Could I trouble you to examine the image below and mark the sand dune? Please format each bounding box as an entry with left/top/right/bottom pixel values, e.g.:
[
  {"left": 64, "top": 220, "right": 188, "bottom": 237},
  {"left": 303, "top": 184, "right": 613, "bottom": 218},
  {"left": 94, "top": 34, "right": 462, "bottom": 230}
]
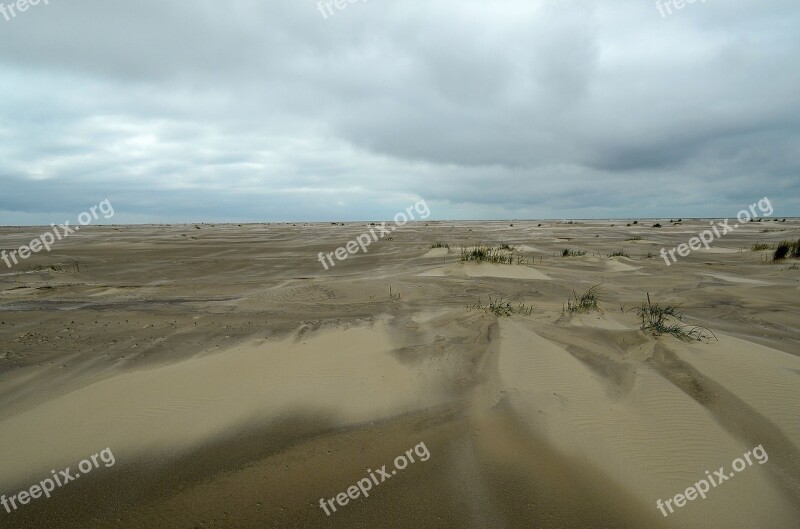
[
  {"left": 0, "top": 321, "right": 445, "bottom": 488},
  {"left": 498, "top": 320, "right": 800, "bottom": 529}
]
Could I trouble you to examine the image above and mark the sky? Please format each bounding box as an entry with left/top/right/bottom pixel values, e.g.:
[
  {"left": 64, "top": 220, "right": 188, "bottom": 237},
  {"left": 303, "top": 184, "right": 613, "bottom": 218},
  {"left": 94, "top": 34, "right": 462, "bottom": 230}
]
[{"left": 0, "top": 0, "right": 798, "bottom": 224}]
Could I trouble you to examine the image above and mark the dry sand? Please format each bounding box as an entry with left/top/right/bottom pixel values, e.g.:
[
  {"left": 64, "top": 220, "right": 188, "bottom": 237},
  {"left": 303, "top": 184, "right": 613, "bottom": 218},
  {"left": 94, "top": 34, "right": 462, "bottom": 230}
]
[{"left": 0, "top": 219, "right": 799, "bottom": 528}]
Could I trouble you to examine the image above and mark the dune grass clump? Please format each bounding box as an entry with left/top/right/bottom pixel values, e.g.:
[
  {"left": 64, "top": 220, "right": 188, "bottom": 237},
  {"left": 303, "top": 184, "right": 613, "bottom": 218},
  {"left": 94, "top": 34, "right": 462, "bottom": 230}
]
[
  {"left": 468, "top": 295, "right": 533, "bottom": 317},
  {"left": 561, "top": 248, "right": 587, "bottom": 257},
  {"left": 626, "top": 236, "right": 642, "bottom": 241},
  {"left": 27, "top": 264, "right": 76, "bottom": 273},
  {"left": 772, "top": 241, "right": 796, "bottom": 261},
  {"left": 563, "top": 285, "right": 601, "bottom": 314},
  {"left": 642, "top": 251, "right": 655, "bottom": 259},
  {"left": 430, "top": 242, "right": 450, "bottom": 249},
  {"left": 460, "top": 244, "right": 517, "bottom": 265},
  {"left": 751, "top": 243, "right": 774, "bottom": 251},
  {"left": 772, "top": 241, "right": 792, "bottom": 261},
  {"left": 637, "top": 293, "right": 715, "bottom": 341},
  {"left": 608, "top": 250, "right": 630, "bottom": 258}
]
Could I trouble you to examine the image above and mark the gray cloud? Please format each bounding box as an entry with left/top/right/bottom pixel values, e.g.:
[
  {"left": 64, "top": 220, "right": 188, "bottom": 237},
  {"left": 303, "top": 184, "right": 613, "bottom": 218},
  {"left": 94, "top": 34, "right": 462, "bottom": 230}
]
[{"left": 0, "top": 0, "right": 798, "bottom": 224}]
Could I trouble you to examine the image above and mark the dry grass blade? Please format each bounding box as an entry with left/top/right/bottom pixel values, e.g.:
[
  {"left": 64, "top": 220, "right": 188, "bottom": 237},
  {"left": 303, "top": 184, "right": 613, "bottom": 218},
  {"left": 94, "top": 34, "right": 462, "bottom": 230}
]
[{"left": 637, "top": 293, "right": 716, "bottom": 341}]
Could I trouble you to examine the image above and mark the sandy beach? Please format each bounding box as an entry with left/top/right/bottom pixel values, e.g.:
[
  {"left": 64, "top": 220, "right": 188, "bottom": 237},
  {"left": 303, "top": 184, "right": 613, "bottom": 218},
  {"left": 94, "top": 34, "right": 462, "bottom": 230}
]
[{"left": 0, "top": 219, "right": 798, "bottom": 528}]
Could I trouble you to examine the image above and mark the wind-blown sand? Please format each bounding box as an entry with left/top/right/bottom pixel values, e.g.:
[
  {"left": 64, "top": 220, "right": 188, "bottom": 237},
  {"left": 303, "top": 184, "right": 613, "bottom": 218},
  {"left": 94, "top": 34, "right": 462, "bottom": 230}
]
[{"left": 0, "top": 219, "right": 798, "bottom": 528}]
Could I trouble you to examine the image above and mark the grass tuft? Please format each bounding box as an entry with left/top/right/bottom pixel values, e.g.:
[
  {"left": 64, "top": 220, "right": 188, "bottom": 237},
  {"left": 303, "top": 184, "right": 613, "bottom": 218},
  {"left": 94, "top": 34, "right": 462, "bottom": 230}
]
[
  {"left": 637, "top": 293, "right": 715, "bottom": 341},
  {"left": 460, "top": 244, "right": 517, "bottom": 265},
  {"left": 467, "top": 295, "right": 533, "bottom": 317},
  {"left": 751, "top": 243, "right": 774, "bottom": 251},
  {"left": 608, "top": 250, "right": 630, "bottom": 258},
  {"left": 773, "top": 241, "right": 791, "bottom": 261},
  {"left": 563, "top": 285, "right": 601, "bottom": 314},
  {"left": 772, "top": 239, "right": 800, "bottom": 261},
  {"left": 562, "top": 248, "right": 587, "bottom": 257}
]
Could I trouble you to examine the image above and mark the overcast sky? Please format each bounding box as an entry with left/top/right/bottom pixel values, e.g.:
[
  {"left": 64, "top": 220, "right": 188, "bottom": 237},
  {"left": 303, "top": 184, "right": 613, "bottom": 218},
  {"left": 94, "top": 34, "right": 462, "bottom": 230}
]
[{"left": 1, "top": 0, "right": 798, "bottom": 224}]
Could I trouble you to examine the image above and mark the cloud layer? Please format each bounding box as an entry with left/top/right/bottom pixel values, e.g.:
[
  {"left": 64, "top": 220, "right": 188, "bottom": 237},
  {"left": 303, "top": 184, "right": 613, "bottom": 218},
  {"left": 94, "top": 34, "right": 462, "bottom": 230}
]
[{"left": 1, "top": 0, "right": 798, "bottom": 223}]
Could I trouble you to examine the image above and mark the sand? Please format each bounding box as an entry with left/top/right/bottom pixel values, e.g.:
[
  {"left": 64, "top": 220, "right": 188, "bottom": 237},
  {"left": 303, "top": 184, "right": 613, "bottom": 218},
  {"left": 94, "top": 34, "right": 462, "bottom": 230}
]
[{"left": 0, "top": 219, "right": 798, "bottom": 528}]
